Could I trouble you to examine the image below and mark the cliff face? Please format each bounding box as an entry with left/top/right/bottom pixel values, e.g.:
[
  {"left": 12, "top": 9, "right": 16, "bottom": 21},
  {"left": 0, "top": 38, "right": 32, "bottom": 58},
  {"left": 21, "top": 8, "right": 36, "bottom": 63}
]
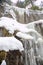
[
  {"left": 14, "top": 8, "right": 43, "bottom": 24},
  {"left": 25, "top": 9, "right": 43, "bottom": 23}
]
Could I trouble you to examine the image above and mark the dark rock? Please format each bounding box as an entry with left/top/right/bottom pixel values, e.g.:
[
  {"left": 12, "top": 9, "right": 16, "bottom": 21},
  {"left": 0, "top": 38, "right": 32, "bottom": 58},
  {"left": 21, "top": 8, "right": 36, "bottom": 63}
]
[{"left": 5, "top": 50, "right": 23, "bottom": 65}]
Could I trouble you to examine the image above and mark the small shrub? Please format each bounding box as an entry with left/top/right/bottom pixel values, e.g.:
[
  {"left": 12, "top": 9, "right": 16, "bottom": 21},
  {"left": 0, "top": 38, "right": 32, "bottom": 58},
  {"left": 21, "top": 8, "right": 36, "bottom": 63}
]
[{"left": 31, "top": 6, "right": 42, "bottom": 10}]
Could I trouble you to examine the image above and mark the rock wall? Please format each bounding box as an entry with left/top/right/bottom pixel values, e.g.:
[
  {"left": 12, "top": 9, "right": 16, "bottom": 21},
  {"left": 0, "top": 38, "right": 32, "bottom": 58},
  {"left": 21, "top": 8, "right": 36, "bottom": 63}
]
[{"left": 5, "top": 50, "right": 23, "bottom": 65}]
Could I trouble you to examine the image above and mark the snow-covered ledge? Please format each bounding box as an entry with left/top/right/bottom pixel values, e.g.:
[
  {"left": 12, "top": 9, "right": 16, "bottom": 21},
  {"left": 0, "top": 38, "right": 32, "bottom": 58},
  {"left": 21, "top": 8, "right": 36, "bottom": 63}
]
[
  {"left": 0, "top": 37, "right": 24, "bottom": 52},
  {"left": 0, "top": 17, "right": 31, "bottom": 34},
  {"left": 16, "top": 32, "right": 33, "bottom": 40}
]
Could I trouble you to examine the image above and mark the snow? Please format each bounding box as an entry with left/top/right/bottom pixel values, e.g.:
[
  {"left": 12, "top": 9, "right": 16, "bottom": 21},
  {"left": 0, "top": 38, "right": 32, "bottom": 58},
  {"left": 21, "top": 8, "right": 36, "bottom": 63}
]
[
  {"left": 24, "top": 28, "right": 41, "bottom": 37},
  {"left": 0, "top": 17, "right": 30, "bottom": 34},
  {"left": 1, "top": 60, "right": 6, "bottom": 65},
  {"left": 0, "top": 17, "right": 42, "bottom": 37},
  {"left": 25, "top": 19, "right": 43, "bottom": 29},
  {"left": 9, "top": 9, "right": 16, "bottom": 19},
  {"left": 0, "top": 37, "right": 24, "bottom": 52},
  {"left": 24, "top": 20, "right": 43, "bottom": 38},
  {"left": 16, "top": 32, "right": 33, "bottom": 40},
  {"left": 34, "top": 0, "right": 43, "bottom": 8}
]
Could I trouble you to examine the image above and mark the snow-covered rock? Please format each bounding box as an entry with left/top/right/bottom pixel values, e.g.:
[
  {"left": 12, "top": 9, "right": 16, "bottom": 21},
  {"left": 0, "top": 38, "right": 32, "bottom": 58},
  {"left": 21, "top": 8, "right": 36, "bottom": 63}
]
[
  {"left": 0, "top": 17, "right": 42, "bottom": 39},
  {"left": 24, "top": 19, "right": 43, "bottom": 30},
  {"left": 0, "top": 17, "right": 30, "bottom": 34},
  {"left": 0, "top": 37, "right": 24, "bottom": 52},
  {"left": 0, "top": 17, "right": 42, "bottom": 37},
  {"left": 16, "top": 32, "right": 33, "bottom": 40}
]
